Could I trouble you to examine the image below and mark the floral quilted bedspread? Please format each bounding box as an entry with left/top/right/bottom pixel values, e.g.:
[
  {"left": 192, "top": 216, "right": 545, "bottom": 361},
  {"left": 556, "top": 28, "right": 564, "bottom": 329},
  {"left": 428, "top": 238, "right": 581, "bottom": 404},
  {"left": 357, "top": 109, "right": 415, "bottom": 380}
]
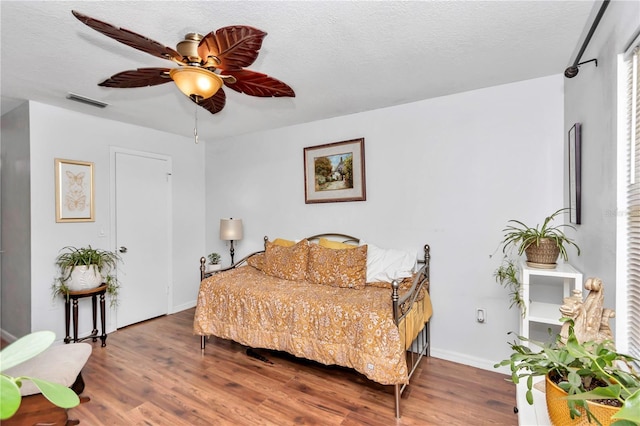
[{"left": 193, "top": 265, "right": 427, "bottom": 385}]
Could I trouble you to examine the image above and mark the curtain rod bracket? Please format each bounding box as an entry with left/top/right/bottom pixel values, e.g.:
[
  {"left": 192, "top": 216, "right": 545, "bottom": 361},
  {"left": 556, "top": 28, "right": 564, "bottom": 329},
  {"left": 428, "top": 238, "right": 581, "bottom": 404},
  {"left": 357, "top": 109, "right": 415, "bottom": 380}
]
[{"left": 564, "top": 58, "right": 598, "bottom": 78}]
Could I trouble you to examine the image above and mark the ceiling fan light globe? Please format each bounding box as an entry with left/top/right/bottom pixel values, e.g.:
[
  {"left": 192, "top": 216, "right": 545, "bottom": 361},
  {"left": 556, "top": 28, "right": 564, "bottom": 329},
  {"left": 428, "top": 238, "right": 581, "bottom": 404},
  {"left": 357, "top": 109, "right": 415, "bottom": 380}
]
[{"left": 169, "top": 67, "right": 223, "bottom": 100}]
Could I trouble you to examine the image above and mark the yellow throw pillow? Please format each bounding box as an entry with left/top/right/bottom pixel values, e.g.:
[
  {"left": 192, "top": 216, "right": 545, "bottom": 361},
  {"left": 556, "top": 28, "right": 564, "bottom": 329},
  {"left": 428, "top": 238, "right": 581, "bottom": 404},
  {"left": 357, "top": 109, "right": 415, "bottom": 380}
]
[
  {"left": 262, "top": 239, "right": 309, "bottom": 281},
  {"left": 319, "top": 237, "right": 356, "bottom": 250},
  {"left": 272, "top": 238, "right": 296, "bottom": 247},
  {"left": 307, "top": 243, "right": 367, "bottom": 289}
]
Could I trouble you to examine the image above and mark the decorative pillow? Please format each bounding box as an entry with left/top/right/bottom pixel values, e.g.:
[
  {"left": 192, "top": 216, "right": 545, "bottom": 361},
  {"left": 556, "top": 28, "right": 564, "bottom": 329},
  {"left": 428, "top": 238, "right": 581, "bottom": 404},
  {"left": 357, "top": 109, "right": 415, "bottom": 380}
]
[
  {"left": 272, "top": 238, "right": 296, "bottom": 247},
  {"left": 262, "top": 239, "right": 309, "bottom": 281},
  {"left": 307, "top": 243, "right": 367, "bottom": 289},
  {"left": 319, "top": 237, "right": 356, "bottom": 250},
  {"left": 362, "top": 242, "right": 417, "bottom": 283},
  {"left": 247, "top": 252, "right": 265, "bottom": 270}
]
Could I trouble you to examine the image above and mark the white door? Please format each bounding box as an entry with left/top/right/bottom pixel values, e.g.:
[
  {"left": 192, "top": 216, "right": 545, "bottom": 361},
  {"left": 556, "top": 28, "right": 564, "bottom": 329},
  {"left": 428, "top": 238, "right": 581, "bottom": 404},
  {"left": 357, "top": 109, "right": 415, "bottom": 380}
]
[{"left": 114, "top": 150, "right": 171, "bottom": 328}]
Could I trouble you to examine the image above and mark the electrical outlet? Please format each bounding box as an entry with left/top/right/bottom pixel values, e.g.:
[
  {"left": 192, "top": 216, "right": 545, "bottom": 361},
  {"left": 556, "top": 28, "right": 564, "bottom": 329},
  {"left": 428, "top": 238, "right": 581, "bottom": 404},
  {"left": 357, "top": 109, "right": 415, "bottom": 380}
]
[{"left": 476, "top": 308, "right": 487, "bottom": 323}]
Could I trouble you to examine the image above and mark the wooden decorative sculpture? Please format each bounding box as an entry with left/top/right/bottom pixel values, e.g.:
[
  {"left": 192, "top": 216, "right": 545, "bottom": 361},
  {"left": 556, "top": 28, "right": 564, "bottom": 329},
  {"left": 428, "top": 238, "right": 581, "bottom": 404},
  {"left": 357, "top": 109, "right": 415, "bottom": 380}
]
[{"left": 559, "top": 277, "right": 615, "bottom": 346}]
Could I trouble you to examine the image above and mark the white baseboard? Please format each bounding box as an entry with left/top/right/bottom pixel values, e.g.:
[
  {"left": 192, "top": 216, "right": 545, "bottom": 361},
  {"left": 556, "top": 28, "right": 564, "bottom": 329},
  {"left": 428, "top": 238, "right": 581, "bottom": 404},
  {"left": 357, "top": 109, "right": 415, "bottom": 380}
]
[
  {"left": 430, "top": 347, "right": 511, "bottom": 375},
  {"left": 171, "top": 300, "right": 196, "bottom": 314}
]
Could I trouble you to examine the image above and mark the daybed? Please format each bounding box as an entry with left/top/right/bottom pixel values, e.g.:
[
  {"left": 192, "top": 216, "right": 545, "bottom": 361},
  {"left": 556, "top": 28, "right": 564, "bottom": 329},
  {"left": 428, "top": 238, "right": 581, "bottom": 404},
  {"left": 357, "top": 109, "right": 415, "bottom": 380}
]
[{"left": 193, "top": 234, "right": 432, "bottom": 418}]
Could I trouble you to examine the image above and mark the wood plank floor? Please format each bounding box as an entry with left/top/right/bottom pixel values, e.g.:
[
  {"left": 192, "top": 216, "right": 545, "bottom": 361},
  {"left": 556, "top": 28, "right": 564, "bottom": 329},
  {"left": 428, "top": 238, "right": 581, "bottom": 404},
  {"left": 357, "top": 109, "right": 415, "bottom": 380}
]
[{"left": 15, "top": 309, "right": 518, "bottom": 425}]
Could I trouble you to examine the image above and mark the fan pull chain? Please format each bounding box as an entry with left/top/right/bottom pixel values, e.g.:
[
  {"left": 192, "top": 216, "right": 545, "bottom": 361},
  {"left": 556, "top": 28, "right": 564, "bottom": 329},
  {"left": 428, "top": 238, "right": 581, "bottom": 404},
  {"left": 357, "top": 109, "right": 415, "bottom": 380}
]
[{"left": 194, "top": 104, "right": 199, "bottom": 144}]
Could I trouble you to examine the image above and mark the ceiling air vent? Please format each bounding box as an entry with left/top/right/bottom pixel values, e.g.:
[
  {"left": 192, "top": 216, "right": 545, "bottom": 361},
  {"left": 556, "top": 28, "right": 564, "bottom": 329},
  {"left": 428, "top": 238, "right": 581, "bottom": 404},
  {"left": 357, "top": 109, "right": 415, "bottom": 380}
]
[{"left": 66, "top": 92, "right": 108, "bottom": 108}]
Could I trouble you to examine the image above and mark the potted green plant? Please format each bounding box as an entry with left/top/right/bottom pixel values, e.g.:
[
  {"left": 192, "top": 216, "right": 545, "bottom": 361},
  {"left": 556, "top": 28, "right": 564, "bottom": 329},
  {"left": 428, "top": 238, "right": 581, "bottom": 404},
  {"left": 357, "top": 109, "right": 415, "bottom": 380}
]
[
  {"left": 206, "top": 252, "right": 222, "bottom": 272},
  {"left": 52, "top": 245, "right": 121, "bottom": 306},
  {"left": 495, "top": 323, "right": 640, "bottom": 425},
  {"left": 501, "top": 208, "right": 581, "bottom": 268}
]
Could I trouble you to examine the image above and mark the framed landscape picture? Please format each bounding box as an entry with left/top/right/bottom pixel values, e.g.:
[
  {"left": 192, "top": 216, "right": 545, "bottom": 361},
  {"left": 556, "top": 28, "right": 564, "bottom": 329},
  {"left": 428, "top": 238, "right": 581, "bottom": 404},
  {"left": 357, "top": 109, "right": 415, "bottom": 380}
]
[
  {"left": 55, "top": 158, "right": 95, "bottom": 222},
  {"left": 304, "top": 138, "right": 366, "bottom": 204}
]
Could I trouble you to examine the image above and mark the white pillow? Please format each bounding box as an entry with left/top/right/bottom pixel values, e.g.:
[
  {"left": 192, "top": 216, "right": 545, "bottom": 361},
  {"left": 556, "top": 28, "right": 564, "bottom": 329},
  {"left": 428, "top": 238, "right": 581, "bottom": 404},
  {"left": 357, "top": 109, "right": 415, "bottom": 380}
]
[{"left": 361, "top": 242, "right": 417, "bottom": 283}]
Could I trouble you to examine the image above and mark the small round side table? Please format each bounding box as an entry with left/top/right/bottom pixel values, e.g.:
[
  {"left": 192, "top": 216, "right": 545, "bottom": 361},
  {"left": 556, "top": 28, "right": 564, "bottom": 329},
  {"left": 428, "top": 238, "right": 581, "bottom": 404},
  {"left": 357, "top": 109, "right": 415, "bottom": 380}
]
[{"left": 63, "top": 284, "right": 107, "bottom": 347}]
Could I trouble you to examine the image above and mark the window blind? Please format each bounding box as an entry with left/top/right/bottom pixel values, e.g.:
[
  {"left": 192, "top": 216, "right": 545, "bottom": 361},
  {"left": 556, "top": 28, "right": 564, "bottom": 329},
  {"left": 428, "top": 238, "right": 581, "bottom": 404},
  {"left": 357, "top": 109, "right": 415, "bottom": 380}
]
[{"left": 626, "top": 44, "right": 640, "bottom": 361}]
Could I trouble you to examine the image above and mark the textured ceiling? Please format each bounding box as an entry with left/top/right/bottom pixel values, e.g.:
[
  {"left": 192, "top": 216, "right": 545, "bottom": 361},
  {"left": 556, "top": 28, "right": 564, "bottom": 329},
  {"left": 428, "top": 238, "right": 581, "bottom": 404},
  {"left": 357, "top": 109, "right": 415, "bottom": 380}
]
[{"left": 1, "top": 1, "right": 595, "bottom": 143}]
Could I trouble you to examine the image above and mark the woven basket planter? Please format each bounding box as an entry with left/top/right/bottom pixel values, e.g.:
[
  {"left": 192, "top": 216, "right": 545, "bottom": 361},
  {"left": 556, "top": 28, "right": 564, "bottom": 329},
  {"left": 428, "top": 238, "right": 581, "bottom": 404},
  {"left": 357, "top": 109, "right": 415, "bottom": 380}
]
[
  {"left": 545, "top": 374, "right": 620, "bottom": 426},
  {"left": 524, "top": 238, "right": 560, "bottom": 268}
]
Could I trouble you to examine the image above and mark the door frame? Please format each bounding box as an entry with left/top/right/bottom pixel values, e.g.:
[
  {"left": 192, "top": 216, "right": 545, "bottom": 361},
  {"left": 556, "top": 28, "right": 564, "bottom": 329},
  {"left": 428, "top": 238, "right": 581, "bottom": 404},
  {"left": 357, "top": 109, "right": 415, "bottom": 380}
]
[{"left": 109, "top": 147, "right": 173, "bottom": 330}]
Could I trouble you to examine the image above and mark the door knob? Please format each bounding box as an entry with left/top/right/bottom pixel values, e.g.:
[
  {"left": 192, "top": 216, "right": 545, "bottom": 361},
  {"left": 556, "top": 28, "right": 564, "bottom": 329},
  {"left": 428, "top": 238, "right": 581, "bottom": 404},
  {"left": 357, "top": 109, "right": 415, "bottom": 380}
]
[{"left": 119, "top": 246, "right": 128, "bottom": 253}]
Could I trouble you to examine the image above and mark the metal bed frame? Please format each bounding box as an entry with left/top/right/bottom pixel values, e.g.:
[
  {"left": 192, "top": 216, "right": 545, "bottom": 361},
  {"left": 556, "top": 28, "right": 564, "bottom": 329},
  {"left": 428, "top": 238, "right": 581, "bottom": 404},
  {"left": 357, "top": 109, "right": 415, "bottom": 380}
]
[{"left": 197, "top": 233, "right": 431, "bottom": 418}]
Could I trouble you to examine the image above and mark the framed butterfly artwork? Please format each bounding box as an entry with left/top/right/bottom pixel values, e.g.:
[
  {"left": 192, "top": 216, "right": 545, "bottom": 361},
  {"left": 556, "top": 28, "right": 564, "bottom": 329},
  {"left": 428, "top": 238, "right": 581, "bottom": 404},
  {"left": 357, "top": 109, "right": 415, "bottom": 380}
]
[{"left": 55, "top": 158, "right": 95, "bottom": 223}]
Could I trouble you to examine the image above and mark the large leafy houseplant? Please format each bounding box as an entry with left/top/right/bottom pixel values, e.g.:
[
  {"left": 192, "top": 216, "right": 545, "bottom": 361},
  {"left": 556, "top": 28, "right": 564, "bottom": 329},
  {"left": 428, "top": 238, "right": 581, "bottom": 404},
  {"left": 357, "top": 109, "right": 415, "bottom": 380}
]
[
  {"left": 0, "top": 331, "right": 80, "bottom": 420},
  {"left": 495, "top": 323, "right": 640, "bottom": 425},
  {"left": 501, "top": 208, "right": 581, "bottom": 262},
  {"left": 52, "top": 245, "right": 121, "bottom": 306}
]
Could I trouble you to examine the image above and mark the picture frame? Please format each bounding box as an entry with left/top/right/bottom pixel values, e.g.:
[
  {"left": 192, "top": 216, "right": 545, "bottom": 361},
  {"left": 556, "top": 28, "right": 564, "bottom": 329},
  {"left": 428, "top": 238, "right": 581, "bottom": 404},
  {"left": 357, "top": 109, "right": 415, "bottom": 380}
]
[
  {"left": 304, "top": 138, "right": 366, "bottom": 204},
  {"left": 568, "top": 123, "right": 581, "bottom": 224},
  {"left": 55, "top": 158, "right": 95, "bottom": 222}
]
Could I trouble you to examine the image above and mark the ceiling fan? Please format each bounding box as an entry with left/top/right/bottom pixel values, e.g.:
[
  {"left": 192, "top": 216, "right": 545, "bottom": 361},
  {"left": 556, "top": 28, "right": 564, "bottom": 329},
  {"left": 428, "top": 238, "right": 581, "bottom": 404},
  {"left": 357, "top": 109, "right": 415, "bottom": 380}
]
[{"left": 71, "top": 10, "right": 295, "bottom": 115}]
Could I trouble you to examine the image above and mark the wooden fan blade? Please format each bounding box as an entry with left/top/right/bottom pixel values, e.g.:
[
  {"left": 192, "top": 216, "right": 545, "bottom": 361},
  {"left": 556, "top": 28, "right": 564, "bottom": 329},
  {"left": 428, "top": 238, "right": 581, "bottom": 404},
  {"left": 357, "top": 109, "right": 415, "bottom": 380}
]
[
  {"left": 222, "top": 70, "right": 295, "bottom": 97},
  {"left": 72, "top": 10, "right": 182, "bottom": 63},
  {"left": 191, "top": 89, "right": 227, "bottom": 114},
  {"left": 198, "top": 26, "right": 267, "bottom": 70},
  {"left": 99, "top": 68, "right": 172, "bottom": 88}
]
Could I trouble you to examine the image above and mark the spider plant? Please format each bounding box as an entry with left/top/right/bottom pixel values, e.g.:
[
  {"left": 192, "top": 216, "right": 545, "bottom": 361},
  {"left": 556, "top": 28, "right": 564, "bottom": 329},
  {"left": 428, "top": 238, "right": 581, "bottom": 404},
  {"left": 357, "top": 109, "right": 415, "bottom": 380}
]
[
  {"left": 494, "top": 257, "right": 525, "bottom": 316},
  {"left": 501, "top": 208, "right": 581, "bottom": 261},
  {"left": 52, "top": 245, "right": 121, "bottom": 306}
]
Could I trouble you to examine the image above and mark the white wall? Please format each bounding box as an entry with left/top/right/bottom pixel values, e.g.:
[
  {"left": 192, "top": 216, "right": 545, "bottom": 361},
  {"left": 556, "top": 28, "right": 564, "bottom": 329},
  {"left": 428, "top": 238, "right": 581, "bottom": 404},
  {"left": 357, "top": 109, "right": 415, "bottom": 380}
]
[
  {"left": 205, "top": 75, "right": 565, "bottom": 370},
  {"left": 563, "top": 0, "right": 640, "bottom": 351},
  {"left": 1, "top": 101, "right": 206, "bottom": 342}
]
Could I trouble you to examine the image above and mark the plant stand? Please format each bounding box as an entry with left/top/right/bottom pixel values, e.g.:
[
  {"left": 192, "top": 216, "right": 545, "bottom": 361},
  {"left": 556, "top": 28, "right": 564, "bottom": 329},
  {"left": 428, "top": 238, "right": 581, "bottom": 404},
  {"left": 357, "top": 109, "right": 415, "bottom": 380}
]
[
  {"left": 516, "top": 262, "right": 582, "bottom": 424},
  {"left": 63, "top": 284, "right": 107, "bottom": 347},
  {"left": 519, "top": 262, "right": 583, "bottom": 345}
]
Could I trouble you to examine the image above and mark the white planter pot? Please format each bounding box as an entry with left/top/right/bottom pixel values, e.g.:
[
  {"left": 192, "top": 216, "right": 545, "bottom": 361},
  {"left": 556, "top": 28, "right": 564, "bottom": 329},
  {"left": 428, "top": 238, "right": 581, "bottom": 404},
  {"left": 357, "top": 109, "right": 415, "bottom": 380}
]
[
  {"left": 206, "top": 264, "right": 221, "bottom": 273},
  {"left": 65, "top": 265, "right": 103, "bottom": 291}
]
